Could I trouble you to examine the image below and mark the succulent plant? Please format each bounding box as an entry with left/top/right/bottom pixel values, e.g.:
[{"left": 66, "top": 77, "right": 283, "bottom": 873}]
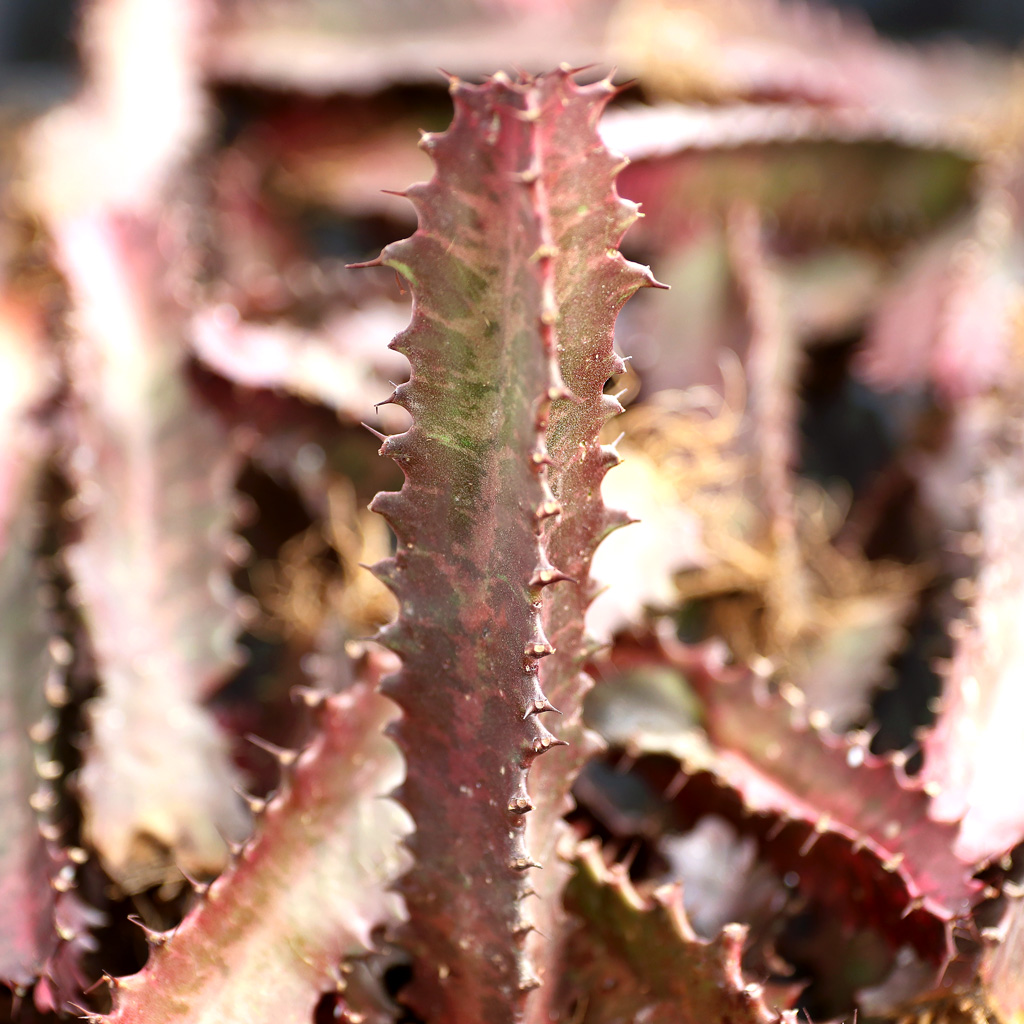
[{"left": 3, "top": 2, "right": 1024, "bottom": 1023}]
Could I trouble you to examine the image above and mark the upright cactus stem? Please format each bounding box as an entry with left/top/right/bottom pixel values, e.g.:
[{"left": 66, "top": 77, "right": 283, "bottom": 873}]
[{"left": 360, "top": 68, "right": 662, "bottom": 1023}]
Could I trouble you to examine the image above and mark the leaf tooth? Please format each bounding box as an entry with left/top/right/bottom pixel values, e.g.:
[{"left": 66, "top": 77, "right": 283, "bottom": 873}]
[
  {"left": 126, "top": 914, "right": 170, "bottom": 946},
  {"left": 50, "top": 863, "right": 76, "bottom": 893},
  {"left": 245, "top": 733, "right": 299, "bottom": 768},
  {"left": 534, "top": 500, "right": 562, "bottom": 522},
  {"left": 508, "top": 788, "right": 535, "bottom": 816},
  {"left": 38, "top": 819, "right": 62, "bottom": 843},
  {"left": 526, "top": 722, "right": 569, "bottom": 758},
  {"left": 29, "top": 784, "right": 58, "bottom": 814},
  {"left": 513, "top": 919, "right": 538, "bottom": 941},
  {"left": 28, "top": 712, "right": 58, "bottom": 745},
  {"left": 377, "top": 672, "right": 405, "bottom": 704},
  {"left": 510, "top": 855, "right": 542, "bottom": 872},
  {"left": 35, "top": 755, "right": 63, "bottom": 781},
  {"left": 523, "top": 620, "right": 554, "bottom": 663},
  {"left": 529, "top": 554, "right": 574, "bottom": 589},
  {"left": 374, "top": 621, "right": 414, "bottom": 657},
  {"left": 44, "top": 673, "right": 69, "bottom": 708},
  {"left": 368, "top": 489, "right": 411, "bottom": 537},
  {"left": 292, "top": 685, "right": 328, "bottom": 709},
  {"left": 385, "top": 780, "right": 408, "bottom": 809},
  {"left": 417, "top": 130, "right": 440, "bottom": 152},
  {"left": 178, "top": 864, "right": 210, "bottom": 897},
  {"left": 600, "top": 392, "right": 625, "bottom": 420},
  {"left": 375, "top": 381, "right": 411, "bottom": 412},
  {"left": 364, "top": 556, "right": 400, "bottom": 595},
  {"left": 598, "top": 440, "right": 624, "bottom": 472},
  {"left": 528, "top": 446, "right": 553, "bottom": 472},
  {"left": 523, "top": 696, "right": 561, "bottom": 719},
  {"left": 596, "top": 507, "right": 637, "bottom": 543},
  {"left": 234, "top": 787, "right": 267, "bottom": 815},
  {"left": 517, "top": 968, "right": 542, "bottom": 992}
]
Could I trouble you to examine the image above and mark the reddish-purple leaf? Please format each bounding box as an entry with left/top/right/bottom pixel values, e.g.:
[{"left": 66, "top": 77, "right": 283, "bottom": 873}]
[
  {"left": 101, "top": 683, "right": 408, "bottom": 1024},
  {"left": 920, "top": 431, "right": 1024, "bottom": 865},
  {"left": 365, "top": 70, "right": 659, "bottom": 1022},
  {"left": 54, "top": 214, "right": 250, "bottom": 891},
  {"left": 605, "top": 639, "right": 981, "bottom": 925},
  {"left": 556, "top": 840, "right": 797, "bottom": 1024},
  {"left": 0, "top": 299, "right": 98, "bottom": 1009}
]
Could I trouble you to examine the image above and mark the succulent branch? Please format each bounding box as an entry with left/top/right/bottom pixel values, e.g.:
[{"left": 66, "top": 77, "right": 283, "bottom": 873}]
[
  {"left": 54, "top": 214, "right": 250, "bottom": 892},
  {"left": 557, "top": 841, "right": 796, "bottom": 1024},
  {"left": 99, "top": 682, "right": 409, "bottom": 1024},
  {"left": 362, "top": 69, "right": 659, "bottom": 1021},
  {"left": 0, "top": 310, "right": 98, "bottom": 1010},
  {"left": 5, "top": 2, "right": 1024, "bottom": 1021}
]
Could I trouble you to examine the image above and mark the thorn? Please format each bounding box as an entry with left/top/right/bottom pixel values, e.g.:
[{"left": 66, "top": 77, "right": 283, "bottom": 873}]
[
  {"left": 362, "top": 422, "right": 389, "bottom": 443},
  {"left": 178, "top": 865, "right": 210, "bottom": 896},
  {"left": 511, "top": 166, "right": 540, "bottom": 185},
  {"left": 380, "top": 188, "right": 409, "bottom": 198},
  {"left": 38, "top": 821, "right": 62, "bottom": 843},
  {"left": 524, "top": 697, "right": 561, "bottom": 718},
  {"left": 534, "top": 499, "right": 562, "bottom": 521},
  {"left": 531, "top": 734, "right": 569, "bottom": 754},
  {"left": 44, "top": 675, "right": 69, "bottom": 708},
  {"left": 558, "top": 61, "right": 598, "bottom": 77},
  {"left": 29, "top": 786, "right": 57, "bottom": 813},
  {"left": 510, "top": 856, "right": 542, "bottom": 871},
  {"left": 900, "top": 896, "right": 924, "bottom": 919},
  {"left": 508, "top": 795, "right": 534, "bottom": 814},
  {"left": 235, "top": 787, "right": 267, "bottom": 814},
  {"left": 28, "top": 715, "right": 57, "bottom": 744},
  {"left": 530, "top": 244, "right": 559, "bottom": 262},
  {"left": 245, "top": 733, "right": 299, "bottom": 767},
  {"left": 346, "top": 256, "right": 384, "bottom": 270},
  {"left": 51, "top": 864, "right": 75, "bottom": 893},
  {"left": 374, "top": 386, "right": 403, "bottom": 411},
  {"left": 524, "top": 642, "right": 555, "bottom": 660},
  {"left": 881, "top": 852, "right": 906, "bottom": 872},
  {"left": 292, "top": 685, "right": 327, "bottom": 708},
  {"left": 84, "top": 974, "right": 113, "bottom": 996},
  {"left": 66, "top": 1003, "right": 102, "bottom": 1023},
  {"left": 126, "top": 915, "right": 168, "bottom": 946},
  {"left": 529, "top": 566, "right": 575, "bottom": 588}
]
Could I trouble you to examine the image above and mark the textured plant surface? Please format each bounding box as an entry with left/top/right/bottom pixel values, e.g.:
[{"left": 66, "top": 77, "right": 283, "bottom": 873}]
[
  {"left": 354, "top": 69, "right": 659, "bottom": 1023},
  {"left": 3, "top": 1, "right": 1024, "bottom": 1024}
]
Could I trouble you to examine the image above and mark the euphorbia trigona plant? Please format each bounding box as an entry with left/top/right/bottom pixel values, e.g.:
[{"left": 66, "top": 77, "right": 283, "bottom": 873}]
[
  {"left": 355, "top": 68, "right": 664, "bottom": 1021},
  {"left": 6, "top": 3, "right": 1024, "bottom": 1016},
  {"left": 86, "top": 67, "right": 803, "bottom": 1024}
]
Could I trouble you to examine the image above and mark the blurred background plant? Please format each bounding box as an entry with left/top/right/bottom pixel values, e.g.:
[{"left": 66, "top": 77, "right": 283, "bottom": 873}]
[{"left": 2, "top": 1, "right": 1024, "bottom": 1023}]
